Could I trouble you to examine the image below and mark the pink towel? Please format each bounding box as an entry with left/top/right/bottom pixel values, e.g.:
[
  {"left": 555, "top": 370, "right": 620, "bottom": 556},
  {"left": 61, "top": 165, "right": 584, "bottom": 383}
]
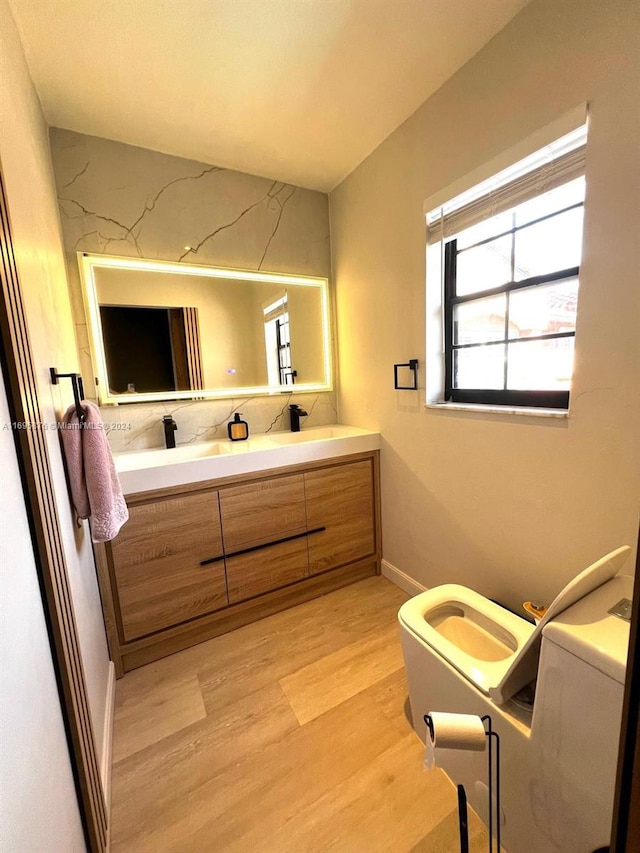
[{"left": 60, "top": 400, "right": 129, "bottom": 543}]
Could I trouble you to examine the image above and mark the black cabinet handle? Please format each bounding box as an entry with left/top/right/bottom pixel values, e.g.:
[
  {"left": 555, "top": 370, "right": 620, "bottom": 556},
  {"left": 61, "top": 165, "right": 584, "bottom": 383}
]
[
  {"left": 200, "top": 554, "right": 225, "bottom": 566},
  {"left": 200, "top": 526, "right": 326, "bottom": 566}
]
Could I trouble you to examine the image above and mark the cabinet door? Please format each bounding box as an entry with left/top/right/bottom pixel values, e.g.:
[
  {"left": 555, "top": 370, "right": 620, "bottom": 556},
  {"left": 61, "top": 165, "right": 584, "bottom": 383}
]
[
  {"left": 219, "top": 473, "right": 309, "bottom": 600},
  {"left": 110, "top": 491, "right": 227, "bottom": 641},
  {"left": 305, "top": 459, "right": 376, "bottom": 575},
  {"left": 219, "top": 473, "right": 307, "bottom": 551},
  {"left": 226, "top": 538, "right": 309, "bottom": 604}
]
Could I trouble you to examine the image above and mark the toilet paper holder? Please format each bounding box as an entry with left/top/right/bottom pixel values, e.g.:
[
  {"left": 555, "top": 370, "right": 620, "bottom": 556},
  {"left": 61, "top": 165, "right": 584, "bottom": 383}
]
[{"left": 424, "top": 713, "right": 501, "bottom": 853}]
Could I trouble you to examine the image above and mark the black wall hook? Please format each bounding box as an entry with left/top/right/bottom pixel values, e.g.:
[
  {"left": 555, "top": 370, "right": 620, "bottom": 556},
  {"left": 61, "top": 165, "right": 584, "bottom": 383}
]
[{"left": 50, "top": 368, "right": 85, "bottom": 423}]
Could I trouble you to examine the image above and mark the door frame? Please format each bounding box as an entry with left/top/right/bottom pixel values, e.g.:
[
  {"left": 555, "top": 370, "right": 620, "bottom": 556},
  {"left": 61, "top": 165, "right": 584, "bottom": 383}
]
[
  {"left": 0, "top": 166, "right": 107, "bottom": 852},
  {"left": 610, "top": 529, "right": 640, "bottom": 851}
]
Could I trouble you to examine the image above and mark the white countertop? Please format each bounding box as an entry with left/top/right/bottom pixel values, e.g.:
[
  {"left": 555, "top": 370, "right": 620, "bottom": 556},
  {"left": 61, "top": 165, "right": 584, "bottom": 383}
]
[{"left": 114, "top": 424, "right": 380, "bottom": 494}]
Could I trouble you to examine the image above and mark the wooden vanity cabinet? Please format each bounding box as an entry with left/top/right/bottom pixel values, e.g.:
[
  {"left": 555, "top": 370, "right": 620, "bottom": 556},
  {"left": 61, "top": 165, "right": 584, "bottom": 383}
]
[{"left": 96, "top": 451, "right": 381, "bottom": 675}]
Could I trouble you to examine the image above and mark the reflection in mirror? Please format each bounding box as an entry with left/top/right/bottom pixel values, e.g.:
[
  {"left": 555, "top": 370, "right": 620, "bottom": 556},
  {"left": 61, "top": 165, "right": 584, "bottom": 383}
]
[
  {"left": 100, "top": 304, "right": 205, "bottom": 393},
  {"left": 79, "top": 254, "right": 332, "bottom": 404}
]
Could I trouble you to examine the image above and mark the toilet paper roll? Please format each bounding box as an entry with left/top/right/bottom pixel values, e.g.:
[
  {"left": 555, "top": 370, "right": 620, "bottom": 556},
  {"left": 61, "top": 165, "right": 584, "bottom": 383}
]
[{"left": 423, "top": 711, "right": 486, "bottom": 770}]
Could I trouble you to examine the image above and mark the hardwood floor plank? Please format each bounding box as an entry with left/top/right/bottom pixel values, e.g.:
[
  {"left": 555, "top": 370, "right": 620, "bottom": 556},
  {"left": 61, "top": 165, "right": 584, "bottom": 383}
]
[
  {"left": 197, "top": 576, "right": 408, "bottom": 713},
  {"left": 113, "top": 670, "right": 207, "bottom": 763},
  {"left": 109, "top": 577, "right": 483, "bottom": 853},
  {"left": 112, "top": 683, "right": 404, "bottom": 853},
  {"left": 110, "top": 681, "right": 300, "bottom": 850},
  {"left": 279, "top": 624, "right": 405, "bottom": 725},
  {"left": 365, "top": 666, "right": 416, "bottom": 738},
  {"left": 230, "top": 739, "right": 455, "bottom": 853},
  {"left": 159, "top": 689, "right": 405, "bottom": 853}
]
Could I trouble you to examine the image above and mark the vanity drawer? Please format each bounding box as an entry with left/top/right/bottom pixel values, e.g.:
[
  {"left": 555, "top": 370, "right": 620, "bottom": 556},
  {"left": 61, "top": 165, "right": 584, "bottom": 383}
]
[
  {"left": 226, "top": 537, "right": 310, "bottom": 604},
  {"left": 219, "top": 473, "right": 307, "bottom": 551},
  {"left": 110, "top": 491, "right": 227, "bottom": 641}
]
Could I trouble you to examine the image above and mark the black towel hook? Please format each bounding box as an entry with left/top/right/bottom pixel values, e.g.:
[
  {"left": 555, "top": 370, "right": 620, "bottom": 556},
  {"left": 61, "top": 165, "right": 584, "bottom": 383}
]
[{"left": 50, "top": 367, "right": 86, "bottom": 424}]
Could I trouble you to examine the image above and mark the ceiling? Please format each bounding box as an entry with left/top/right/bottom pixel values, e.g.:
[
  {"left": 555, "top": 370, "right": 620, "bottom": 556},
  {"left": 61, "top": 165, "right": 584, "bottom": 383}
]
[{"left": 9, "top": 0, "right": 532, "bottom": 192}]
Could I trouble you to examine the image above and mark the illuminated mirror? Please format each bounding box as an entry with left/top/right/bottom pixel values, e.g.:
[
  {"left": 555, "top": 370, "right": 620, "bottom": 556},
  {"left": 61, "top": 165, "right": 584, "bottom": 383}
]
[{"left": 79, "top": 253, "right": 332, "bottom": 404}]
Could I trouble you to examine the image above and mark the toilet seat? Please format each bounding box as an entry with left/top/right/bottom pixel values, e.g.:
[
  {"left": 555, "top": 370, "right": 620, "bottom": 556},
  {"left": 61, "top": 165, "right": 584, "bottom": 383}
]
[
  {"left": 398, "top": 545, "right": 631, "bottom": 704},
  {"left": 399, "top": 584, "right": 535, "bottom": 697}
]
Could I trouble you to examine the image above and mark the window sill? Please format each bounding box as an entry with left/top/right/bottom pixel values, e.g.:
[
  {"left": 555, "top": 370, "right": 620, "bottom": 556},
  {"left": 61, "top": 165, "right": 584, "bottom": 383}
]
[{"left": 426, "top": 401, "right": 569, "bottom": 418}]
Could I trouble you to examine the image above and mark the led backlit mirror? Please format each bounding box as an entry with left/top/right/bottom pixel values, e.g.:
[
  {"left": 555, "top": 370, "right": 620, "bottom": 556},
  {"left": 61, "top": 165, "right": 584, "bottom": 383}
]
[{"left": 79, "top": 253, "right": 332, "bottom": 404}]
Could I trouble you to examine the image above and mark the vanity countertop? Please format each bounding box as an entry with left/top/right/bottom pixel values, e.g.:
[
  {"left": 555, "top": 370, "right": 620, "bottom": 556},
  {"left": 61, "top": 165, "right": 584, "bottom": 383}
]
[{"left": 114, "top": 424, "right": 380, "bottom": 494}]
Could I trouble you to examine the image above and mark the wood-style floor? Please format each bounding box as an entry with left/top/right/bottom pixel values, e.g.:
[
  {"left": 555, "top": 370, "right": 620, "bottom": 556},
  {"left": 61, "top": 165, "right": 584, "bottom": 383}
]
[{"left": 110, "top": 576, "right": 490, "bottom": 852}]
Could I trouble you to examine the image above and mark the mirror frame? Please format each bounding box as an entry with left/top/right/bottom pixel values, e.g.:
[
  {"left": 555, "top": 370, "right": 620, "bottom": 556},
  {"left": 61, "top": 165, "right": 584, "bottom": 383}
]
[{"left": 79, "top": 253, "right": 333, "bottom": 405}]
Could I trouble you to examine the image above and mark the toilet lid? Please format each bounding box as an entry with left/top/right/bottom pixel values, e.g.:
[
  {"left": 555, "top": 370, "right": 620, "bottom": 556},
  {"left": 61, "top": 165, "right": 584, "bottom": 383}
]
[{"left": 490, "top": 545, "right": 631, "bottom": 704}]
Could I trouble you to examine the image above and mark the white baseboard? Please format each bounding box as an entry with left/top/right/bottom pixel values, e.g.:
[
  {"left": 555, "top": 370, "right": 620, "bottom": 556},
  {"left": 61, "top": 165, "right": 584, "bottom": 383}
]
[
  {"left": 100, "top": 661, "right": 116, "bottom": 817},
  {"left": 381, "top": 559, "right": 427, "bottom": 597}
]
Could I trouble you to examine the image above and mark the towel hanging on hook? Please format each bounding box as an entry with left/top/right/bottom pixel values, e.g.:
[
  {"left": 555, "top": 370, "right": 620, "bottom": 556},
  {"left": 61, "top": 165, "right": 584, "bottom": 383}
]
[{"left": 59, "top": 398, "right": 129, "bottom": 542}]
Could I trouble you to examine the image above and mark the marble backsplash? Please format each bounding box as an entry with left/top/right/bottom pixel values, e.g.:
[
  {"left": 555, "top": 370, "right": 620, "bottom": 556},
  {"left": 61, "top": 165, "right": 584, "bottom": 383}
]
[
  {"left": 101, "top": 392, "right": 338, "bottom": 453},
  {"left": 48, "top": 128, "right": 336, "bottom": 452}
]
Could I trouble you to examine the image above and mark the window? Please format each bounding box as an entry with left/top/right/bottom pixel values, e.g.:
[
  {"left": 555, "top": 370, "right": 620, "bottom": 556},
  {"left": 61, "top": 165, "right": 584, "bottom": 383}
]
[
  {"left": 275, "top": 312, "right": 296, "bottom": 385},
  {"left": 427, "top": 125, "right": 587, "bottom": 410},
  {"left": 264, "top": 293, "right": 296, "bottom": 386}
]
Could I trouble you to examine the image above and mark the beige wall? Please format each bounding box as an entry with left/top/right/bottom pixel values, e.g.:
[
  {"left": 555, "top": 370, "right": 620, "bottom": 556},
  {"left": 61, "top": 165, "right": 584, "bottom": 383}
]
[
  {"left": 330, "top": 0, "right": 640, "bottom": 609},
  {"left": 288, "top": 286, "right": 326, "bottom": 385},
  {"left": 0, "top": 1, "right": 111, "bottom": 843}
]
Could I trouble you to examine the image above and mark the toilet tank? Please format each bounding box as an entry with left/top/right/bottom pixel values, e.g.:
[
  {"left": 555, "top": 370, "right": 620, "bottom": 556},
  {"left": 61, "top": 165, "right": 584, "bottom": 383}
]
[{"left": 530, "top": 574, "right": 632, "bottom": 853}]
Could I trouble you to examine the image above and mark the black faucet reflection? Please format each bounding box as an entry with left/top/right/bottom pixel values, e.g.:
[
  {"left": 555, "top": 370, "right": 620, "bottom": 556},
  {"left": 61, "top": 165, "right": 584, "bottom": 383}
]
[
  {"left": 289, "top": 404, "right": 308, "bottom": 433},
  {"left": 162, "top": 415, "right": 178, "bottom": 449}
]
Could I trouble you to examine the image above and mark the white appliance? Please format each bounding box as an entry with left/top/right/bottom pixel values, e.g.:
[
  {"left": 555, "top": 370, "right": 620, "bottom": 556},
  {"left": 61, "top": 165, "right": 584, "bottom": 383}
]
[{"left": 398, "top": 547, "right": 632, "bottom": 853}]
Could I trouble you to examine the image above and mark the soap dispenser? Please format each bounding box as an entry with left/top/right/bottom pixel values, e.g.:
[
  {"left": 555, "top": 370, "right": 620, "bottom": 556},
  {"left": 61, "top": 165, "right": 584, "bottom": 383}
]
[{"left": 227, "top": 412, "right": 249, "bottom": 441}]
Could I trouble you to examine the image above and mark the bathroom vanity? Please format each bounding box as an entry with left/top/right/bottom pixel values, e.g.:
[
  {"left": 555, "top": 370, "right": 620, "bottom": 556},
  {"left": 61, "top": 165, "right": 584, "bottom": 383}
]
[{"left": 95, "top": 427, "right": 381, "bottom": 675}]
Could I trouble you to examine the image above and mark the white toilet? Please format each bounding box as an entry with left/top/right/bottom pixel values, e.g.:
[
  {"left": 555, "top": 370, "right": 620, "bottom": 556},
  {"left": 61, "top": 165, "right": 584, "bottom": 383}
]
[{"left": 398, "top": 546, "right": 632, "bottom": 853}]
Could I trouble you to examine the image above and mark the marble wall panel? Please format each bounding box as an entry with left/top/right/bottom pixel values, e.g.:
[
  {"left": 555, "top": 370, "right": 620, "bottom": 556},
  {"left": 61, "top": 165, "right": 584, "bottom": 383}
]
[
  {"left": 49, "top": 128, "right": 335, "bottom": 450},
  {"left": 100, "top": 392, "right": 338, "bottom": 454}
]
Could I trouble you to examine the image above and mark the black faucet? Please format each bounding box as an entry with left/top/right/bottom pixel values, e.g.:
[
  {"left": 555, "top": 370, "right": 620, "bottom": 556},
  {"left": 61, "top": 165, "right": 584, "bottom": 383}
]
[
  {"left": 162, "top": 415, "right": 178, "bottom": 449},
  {"left": 289, "top": 404, "right": 308, "bottom": 432}
]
